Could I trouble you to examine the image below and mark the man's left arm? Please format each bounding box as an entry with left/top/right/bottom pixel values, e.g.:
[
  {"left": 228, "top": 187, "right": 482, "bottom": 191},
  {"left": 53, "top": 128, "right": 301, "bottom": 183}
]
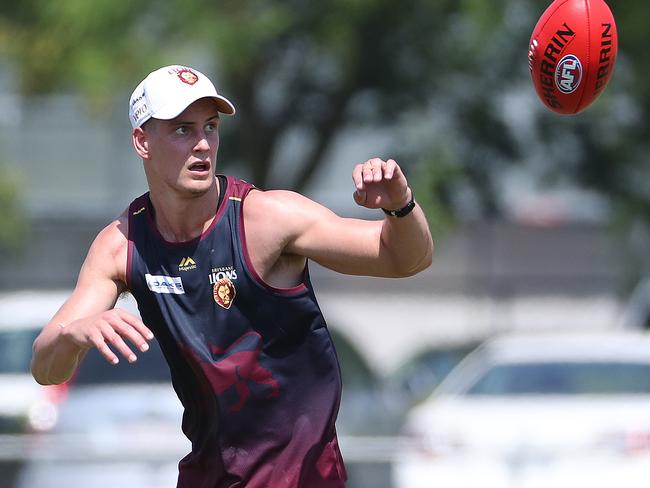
[
  {"left": 372, "top": 186, "right": 433, "bottom": 276},
  {"left": 351, "top": 157, "right": 433, "bottom": 276},
  {"left": 279, "top": 158, "right": 433, "bottom": 278}
]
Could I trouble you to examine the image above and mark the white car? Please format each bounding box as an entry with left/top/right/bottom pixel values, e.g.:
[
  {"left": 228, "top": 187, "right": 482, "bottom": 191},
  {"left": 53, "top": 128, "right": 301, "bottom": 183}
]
[
  {"left": 6, "top": 292, "right": 187, "bottom": 488},
  {"left": 393, "top": 332, "right": 650, "bottom": 488},
  {"left": 0, "top": 291, "right": 72, "bottom": 434},
  {"left": 16, "top": 337, "right": 187, "bottom": 488}
]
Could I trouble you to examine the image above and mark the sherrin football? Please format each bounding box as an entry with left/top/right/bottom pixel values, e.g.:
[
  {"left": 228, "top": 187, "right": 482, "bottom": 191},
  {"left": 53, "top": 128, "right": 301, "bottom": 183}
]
[{"left": 528, "top": 0, "right": 618, "bottom": 114}]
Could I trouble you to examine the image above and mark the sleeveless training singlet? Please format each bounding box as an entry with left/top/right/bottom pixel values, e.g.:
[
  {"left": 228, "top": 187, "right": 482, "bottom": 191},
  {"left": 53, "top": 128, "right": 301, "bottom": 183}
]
[{"left": 126, "top": 175, "right": 347, "bottom": 488}]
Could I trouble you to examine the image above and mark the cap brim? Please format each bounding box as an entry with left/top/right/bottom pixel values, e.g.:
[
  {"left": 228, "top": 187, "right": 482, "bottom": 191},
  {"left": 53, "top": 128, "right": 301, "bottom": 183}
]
[
  {"left": 153, "top": 94, "right": 236, "bottom": 121},
  {"left": 213, "top": 95, "right": 236, "bottom": 116}
]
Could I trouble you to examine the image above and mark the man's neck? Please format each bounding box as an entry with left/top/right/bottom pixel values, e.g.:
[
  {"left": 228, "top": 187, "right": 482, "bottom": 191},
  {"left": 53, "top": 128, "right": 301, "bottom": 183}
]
[{"left": 148, "top": 178, "right": 220, "bottom": 243}]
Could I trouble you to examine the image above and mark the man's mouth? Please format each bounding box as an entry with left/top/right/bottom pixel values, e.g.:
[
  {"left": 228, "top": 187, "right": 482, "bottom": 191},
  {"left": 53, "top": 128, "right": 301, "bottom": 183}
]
[{"left": 188, "top": 161, "right": 210, "bottom": 172}]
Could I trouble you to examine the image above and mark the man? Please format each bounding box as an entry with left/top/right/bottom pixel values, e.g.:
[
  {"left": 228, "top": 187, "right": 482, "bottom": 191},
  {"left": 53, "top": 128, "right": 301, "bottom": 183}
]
[{"left": 31, "top": 65, "right": 433, "bottom": 487}]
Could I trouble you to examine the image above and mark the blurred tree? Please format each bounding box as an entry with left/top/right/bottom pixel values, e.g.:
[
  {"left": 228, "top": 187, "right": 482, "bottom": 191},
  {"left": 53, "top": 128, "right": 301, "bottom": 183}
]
[
  {"left": 0, "top": 0, "right": 647, "bottom": 257},
  {"left": 0, "top": 167, "right": 28, "bottom": 256},
  {"left": 0, "top": 0, "right": 459, "bottom": 193}
]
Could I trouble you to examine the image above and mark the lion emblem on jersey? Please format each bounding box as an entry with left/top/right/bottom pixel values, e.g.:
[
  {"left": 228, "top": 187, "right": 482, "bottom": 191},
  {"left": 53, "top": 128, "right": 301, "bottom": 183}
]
[{"left": 213, "top": 277, "right": 236, "bottom": 309}]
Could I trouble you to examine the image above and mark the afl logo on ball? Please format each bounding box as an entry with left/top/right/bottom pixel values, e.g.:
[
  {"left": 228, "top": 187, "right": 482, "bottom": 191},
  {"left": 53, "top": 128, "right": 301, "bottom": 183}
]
[
  {"left": 177, "top": 68, "right": 199, "bottom": 85},
  {"left": 213, "top": 277, "right": 236, "bottom": 309},
  {"left": 555, "top": 55, "right": 583, "bottom": 94}
]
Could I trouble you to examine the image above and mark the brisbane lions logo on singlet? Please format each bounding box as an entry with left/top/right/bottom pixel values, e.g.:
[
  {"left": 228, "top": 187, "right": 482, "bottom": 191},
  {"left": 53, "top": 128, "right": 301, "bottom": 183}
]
[
  {"left": 209, "top": 266, "right": 238, "bottom": 309},
  {"left": 213, "top": 278, "right": 235, "bottom": 309}
]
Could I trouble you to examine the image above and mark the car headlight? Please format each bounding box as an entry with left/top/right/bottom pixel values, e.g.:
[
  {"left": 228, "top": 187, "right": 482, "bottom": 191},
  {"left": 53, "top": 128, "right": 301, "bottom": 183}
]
[
  {"left": 27, "top": 383, "right": 69, "bottom": 432},
  {"left": 27, "top": 400, "right": 59, "bottom": 432}
]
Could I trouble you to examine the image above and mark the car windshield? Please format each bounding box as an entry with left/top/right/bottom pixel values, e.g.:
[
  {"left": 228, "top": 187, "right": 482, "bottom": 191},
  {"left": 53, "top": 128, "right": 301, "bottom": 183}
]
[
  {"left": 73, "top": 339, "right": 172, "bottom": 385},
  {"left": 0, "top": 329, "right": 40, "bottom": 373},
  {"left": 466, "top": 362, "right": 650, "bottom": 395}
]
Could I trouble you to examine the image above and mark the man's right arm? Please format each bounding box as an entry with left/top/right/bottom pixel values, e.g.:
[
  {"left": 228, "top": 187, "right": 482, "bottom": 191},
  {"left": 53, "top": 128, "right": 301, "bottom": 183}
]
[{"left": 31, "top": 215, "right": 153, "bottom": 385}]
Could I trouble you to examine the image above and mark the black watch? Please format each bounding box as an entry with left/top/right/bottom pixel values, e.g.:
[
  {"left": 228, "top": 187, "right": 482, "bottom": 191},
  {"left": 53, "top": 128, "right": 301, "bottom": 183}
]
[{"left": 382, "top": 192, "right": 416, "bottom": 218}]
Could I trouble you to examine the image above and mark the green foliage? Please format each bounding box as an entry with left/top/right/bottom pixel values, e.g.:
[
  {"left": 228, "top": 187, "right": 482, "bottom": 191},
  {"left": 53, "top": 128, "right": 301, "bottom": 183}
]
[
  {"left": 0, "top": 168, "right": 28, "bottom": 256},
  {"left": 410, "top": 152, "right": 459, "bottom": 236}
]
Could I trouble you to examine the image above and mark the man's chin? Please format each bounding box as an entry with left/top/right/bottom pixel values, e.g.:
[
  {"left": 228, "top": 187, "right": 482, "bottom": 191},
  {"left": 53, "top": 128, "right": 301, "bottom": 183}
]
[{"left": 180, "top": 177, "right": 216, "bottom": 196}]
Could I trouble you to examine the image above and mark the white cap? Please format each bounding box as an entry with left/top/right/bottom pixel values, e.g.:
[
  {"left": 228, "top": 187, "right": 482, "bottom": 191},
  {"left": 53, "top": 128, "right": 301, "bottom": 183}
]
[{"left": 128, "top": 65, "right": 236, "bottom": 129}]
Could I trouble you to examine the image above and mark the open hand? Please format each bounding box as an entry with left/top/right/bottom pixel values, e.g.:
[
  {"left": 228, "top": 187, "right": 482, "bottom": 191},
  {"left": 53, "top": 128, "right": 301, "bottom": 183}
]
[{"left": 60, "top": 308, "right": 154, "bottom": 365}]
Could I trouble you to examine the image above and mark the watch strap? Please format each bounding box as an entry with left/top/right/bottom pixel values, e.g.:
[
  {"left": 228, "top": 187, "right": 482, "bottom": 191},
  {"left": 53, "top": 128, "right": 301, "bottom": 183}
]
[{"left": 382, "top": 192, "right": 416, "bottom": 218}]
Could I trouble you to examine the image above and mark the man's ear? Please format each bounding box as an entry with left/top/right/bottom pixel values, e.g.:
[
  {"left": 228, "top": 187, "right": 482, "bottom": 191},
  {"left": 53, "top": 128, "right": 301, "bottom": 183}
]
[{"left": 132, "top": 127, "right": 150, "bottom": 159}]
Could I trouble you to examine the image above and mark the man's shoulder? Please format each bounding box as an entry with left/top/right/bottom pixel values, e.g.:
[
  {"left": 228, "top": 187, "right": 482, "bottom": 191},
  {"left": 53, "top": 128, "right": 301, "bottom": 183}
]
[
  {"left": 244, "top": 188, "right": 333, "bottom": 250},
  {"left": 245, "top": 189, "right": 322, "bottom": 232},
  {"left": 245, "top": 188, "right": 312, "bottom": 211},
  {"left": 91, "top": 212, "right": 129, "bottom": 260},
  {"left": 74, "top": 212, "right": 130, "bottom": 288}
]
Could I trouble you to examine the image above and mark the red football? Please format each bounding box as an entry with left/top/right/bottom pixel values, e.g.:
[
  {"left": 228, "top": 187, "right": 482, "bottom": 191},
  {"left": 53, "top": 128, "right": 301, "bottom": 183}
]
[{"left": 528, "top": 0, "right": 618, "bottom": 115}]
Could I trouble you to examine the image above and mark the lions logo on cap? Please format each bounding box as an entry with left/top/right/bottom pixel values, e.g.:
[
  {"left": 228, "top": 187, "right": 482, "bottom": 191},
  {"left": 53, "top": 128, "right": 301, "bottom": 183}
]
[
  {"left": 213, "top": 277, "right": 236, "bottom": 309},
  {"left": 177, "top": 68, "right": 199, "bottom": 86}
]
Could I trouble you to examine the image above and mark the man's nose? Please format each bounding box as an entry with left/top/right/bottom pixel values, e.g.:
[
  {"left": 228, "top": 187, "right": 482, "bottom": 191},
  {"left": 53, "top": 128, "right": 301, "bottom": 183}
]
[{"left": 194, "top": 135, "right": 210, "bottom": 152}]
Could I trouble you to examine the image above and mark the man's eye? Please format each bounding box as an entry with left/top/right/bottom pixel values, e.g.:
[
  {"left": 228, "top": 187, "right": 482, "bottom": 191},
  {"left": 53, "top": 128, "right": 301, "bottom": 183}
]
[
  {"left": 205, "top": 123, "right": 217, "bottom": 133},
  {"left": 175, "top": 126, "right": 189, "bottom": 135}
]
